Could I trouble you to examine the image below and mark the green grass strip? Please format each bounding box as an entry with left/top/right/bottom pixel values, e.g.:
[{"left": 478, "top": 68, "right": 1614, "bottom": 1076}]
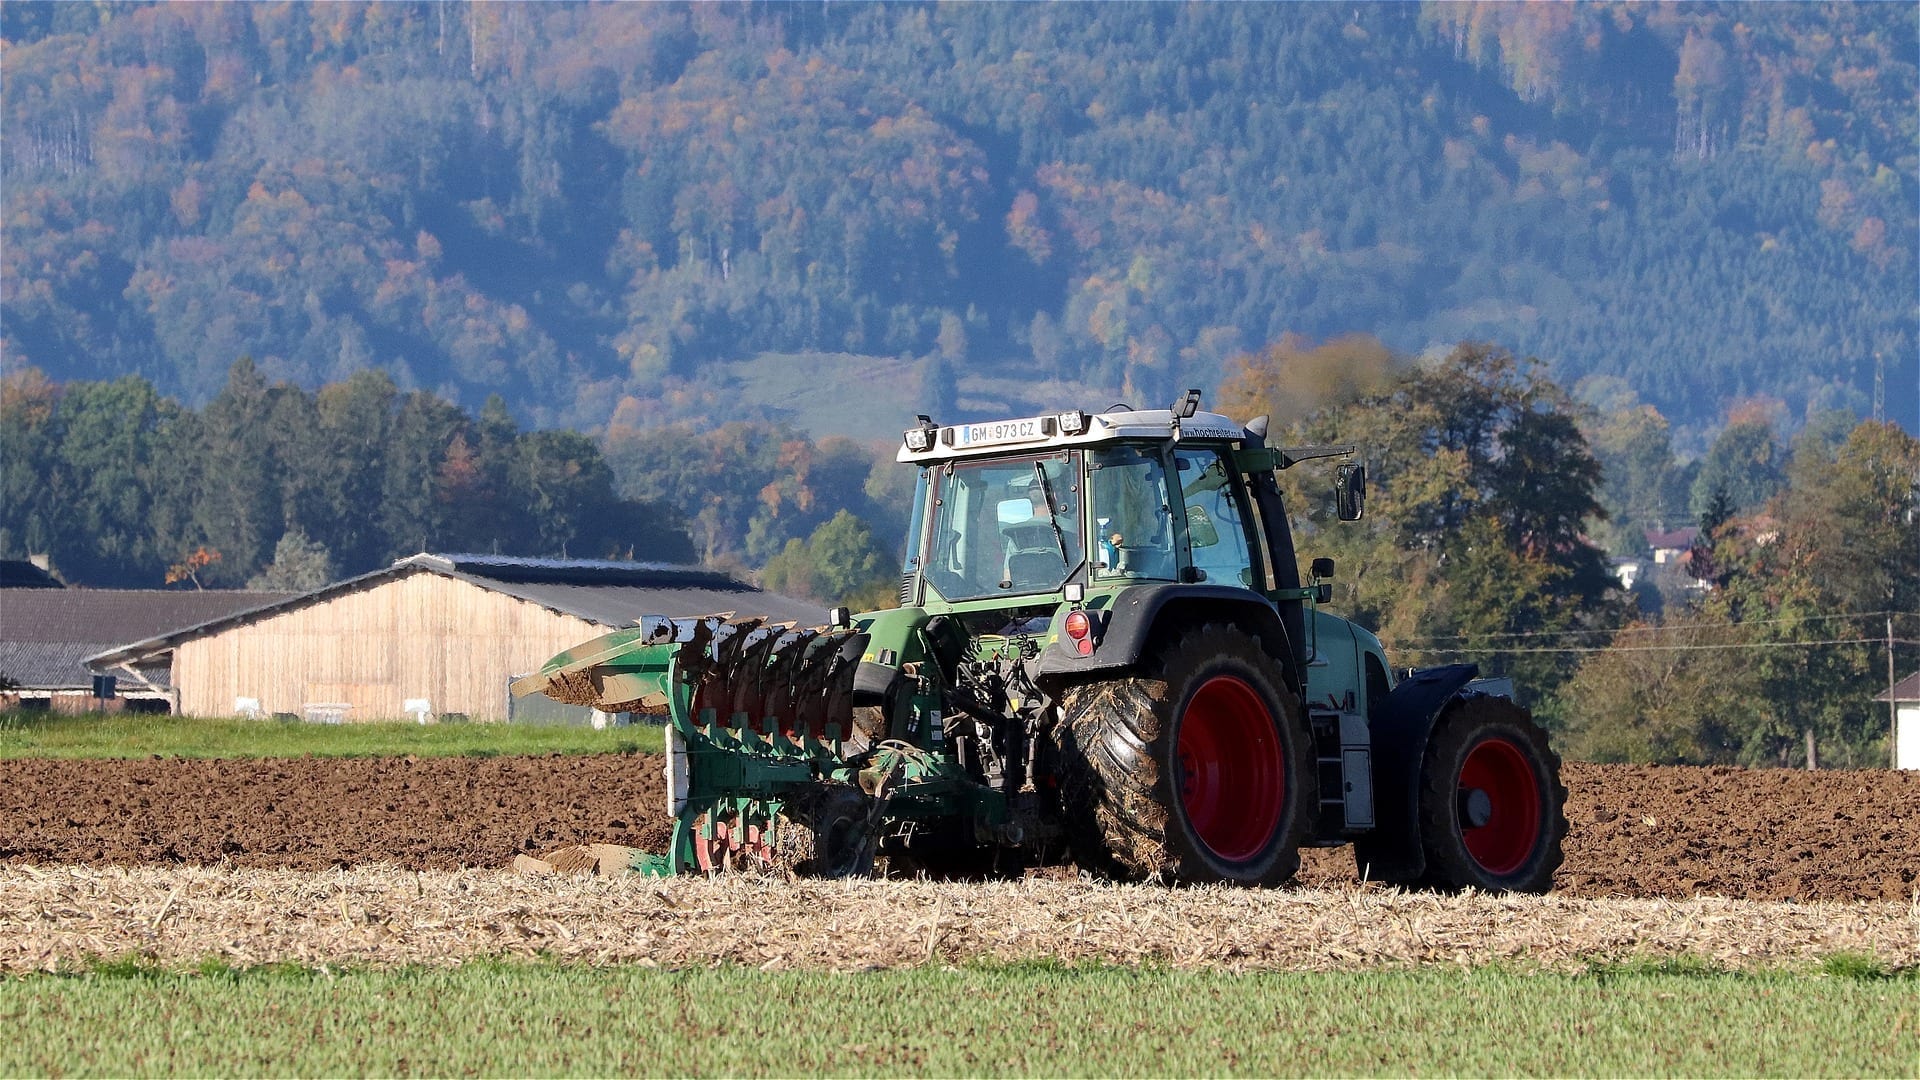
[
  {"left": 0, "top": 712, "right": 663, "bottom": 760},
  {"left": 1, "top": 959, "right": 1913, "bottom": 1076}
]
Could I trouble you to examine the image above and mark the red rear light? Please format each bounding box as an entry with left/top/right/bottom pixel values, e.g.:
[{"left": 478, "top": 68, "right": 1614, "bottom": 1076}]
[{"left": 1064, "top": 609, "right": 1094, "bottom": 655}]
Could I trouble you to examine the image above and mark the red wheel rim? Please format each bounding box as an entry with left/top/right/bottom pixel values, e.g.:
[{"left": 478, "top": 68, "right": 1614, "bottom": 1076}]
[
  {"left": 1458, "top": 737, "right": 1542, "bottom": 876},
  {"left": 1175, "top": 675, "right": 1285, "bottom": 863}
]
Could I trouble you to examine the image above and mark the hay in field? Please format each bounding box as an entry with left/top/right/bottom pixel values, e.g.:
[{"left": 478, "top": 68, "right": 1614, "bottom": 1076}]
[{"left": 1, "top": 865, "right": 1913, "bottom": 974}]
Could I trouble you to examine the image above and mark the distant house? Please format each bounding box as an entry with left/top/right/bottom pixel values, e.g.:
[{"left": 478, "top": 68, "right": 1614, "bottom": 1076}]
[
  {"left": 1641, "top": 526, "right": 1712, "bottom": 592},
  {"left": 1874, "top": 672, "right": 1920, "bottom": 771},
  {"left": 85, "top": 553, "right": 825, "bottom": 724},
  {"left": 1643, "top": 526, "right": 1699, "bottom": 566},
  {"left": 0, "top": 588, "right": 293, "bottom": 713}
]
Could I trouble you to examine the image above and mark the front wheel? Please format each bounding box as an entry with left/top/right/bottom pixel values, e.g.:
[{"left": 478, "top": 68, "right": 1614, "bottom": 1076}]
[
  {"left": 1415, "top": 695, "right": 1567, "bottom": 893},
  {"left": 1054, "top": 623, "right": 1315, "bottom": 885}
]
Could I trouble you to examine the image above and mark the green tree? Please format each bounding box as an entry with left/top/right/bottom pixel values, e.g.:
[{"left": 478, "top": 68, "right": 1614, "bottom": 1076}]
[
  {"left": 1238, "top": 340, "right": 1620, "bottom": 724},
  {"left": 380, "top": 391, "right": 469, "bottom": 557},
  {"left": 1780, "top": 420, "right": 1920, "bottom": 616},
  {"left": 1559, "top": 619, "right": 1757, "bottom": 764},
  {"left": 760, "top": 510, "right": 894, "bottom": 607},
  {"left": 509, "top": 430, "right": 618, "bottom": 557},
  {"left": 191, "top": 359, "right": 282, "bottom": 586},
  {"left": 1690, "top": 417, "right": 1787, "bottom": 518},
  {"left": 313, "top": 369, "right": 401, "bottom": 570},
  {"left": 0, "top": 368, "right": 69, "bottom": 569},
  {"left": 1582, "top": 398, "right": 1689, "bottom": 553},
  {"left": 808, "top": 510, "right": 892, "bottom": 605},
  {"left": 247, "top": 528, "right": 337, "bottom": 591},
  {"left": 49, "top": 376, "right": 170, "bottom": 582}
]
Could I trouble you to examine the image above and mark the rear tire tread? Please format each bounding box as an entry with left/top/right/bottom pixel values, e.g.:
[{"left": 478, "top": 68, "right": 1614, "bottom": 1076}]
[{"left": 1054, "top": 623, "right": 1314, "bottom": 884}]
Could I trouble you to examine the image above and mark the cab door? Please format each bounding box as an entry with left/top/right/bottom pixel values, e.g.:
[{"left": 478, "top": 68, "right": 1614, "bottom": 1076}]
[{"left": 1172, "top": 445, "right": 1262, "bottom": 591}]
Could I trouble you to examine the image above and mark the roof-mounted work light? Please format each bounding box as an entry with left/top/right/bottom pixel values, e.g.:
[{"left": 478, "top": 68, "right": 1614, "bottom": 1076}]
[
  {"left": 1056, "top": 410, "right": 1089, "bottom": 436},
  {"left": 903, "top": 414, "right": 939, "bottom": 453}
]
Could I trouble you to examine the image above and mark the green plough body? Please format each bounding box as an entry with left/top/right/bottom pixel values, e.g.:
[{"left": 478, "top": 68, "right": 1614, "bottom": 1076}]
[{"left": 511, "top": 610, "right": 976, "bottom": 875}]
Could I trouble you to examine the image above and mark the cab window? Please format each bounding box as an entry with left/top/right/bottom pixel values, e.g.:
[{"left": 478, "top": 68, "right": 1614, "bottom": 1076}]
[
  {"left": 1174, "top": 446, "right": 1257, "bottom": 590},
  {"left": 1089, "top": 445, "right": 1177, "bottom": 582},
  {"left": 925, "top": 452, "right": 1083, "bottom": 601}
]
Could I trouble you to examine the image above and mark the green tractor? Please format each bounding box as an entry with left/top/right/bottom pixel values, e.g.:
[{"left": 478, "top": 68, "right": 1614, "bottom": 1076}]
[{"left": 514, "top": 394, "right": 1568, "bottom": 890}]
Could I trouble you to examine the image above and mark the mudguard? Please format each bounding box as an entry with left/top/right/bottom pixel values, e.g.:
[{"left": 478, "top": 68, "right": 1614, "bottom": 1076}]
[
  {"left": 1032, "top": 583, "right": 1298, "bottom": 691},
  {"left": 1357, "top": 662, "right": 1480, "bottom": 881}
]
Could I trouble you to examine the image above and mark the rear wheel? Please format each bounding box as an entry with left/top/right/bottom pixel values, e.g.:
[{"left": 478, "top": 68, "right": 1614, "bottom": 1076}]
[
  {"left": 1414, "top": 696, "right": 1567, "bottom": 893},
  {"left": 1054, "top": 624, "right": 1314, "bottom": 884}
]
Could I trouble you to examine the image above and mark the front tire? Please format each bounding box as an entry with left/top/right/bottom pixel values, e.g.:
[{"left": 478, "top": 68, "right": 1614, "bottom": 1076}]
[
  {"left": 1054, "top": 623, "right": 1314, "bottom": 884},
  {"left": 1415, "top": 695, "right": 1567, "bottom": 893}
]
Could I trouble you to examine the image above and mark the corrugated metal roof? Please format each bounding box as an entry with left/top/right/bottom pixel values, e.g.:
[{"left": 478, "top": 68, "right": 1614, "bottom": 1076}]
[
  {"left": 0, "top": 641, "right": 108, "bottom": 689},
  {"left": 424, "top": 553, "right": 748, "bottom": 592},
  {"left": 0, "top": 641, "right": 171, "bottom": 691},
  {"left": 0, "top": 589, "right": 286, "bottom": 690},
  {"left": 445, "top": 571, "right": 822, "bottom": 627},
  {"left": 83, "top": 554, "right": 826, "bottom": 669},
  {"left": 1, "top": 589, "right": 294, "bottom": 645}
]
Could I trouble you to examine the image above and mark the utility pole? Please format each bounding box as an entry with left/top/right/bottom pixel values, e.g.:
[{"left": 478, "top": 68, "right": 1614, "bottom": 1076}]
[{"left": 1890, "top": 616, "right": 1898, "bottom": 769}]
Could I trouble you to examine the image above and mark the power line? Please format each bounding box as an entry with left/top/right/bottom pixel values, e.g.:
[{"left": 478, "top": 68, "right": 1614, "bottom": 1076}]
[
  {"left": 1416, "top": 636, "right": 1920, "bottom": 656},
  {"left": 1397, "top": 610, "right": 1918, "bottom": 645}
]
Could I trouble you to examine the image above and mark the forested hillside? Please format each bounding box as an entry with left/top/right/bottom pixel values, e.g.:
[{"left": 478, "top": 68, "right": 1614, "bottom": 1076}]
[
  {"left": 4, "top": 1, "right": 1914, "bottom": 444},
  {"left": 0, "top": 362, "right": 693, "bottom": 588}
]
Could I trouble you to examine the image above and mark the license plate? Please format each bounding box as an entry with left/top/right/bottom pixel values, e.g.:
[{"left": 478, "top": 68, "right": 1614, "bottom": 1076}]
[{"left": 957, "top": 416, "right": 1047, "bottom": 447}]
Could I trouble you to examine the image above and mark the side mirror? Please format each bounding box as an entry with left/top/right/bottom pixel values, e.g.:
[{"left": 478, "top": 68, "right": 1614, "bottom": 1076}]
[
  {"left": 1309, "top": 558, "right": 1335, "bottom": 605},
  {"left": 1335, "top": 463, "right": 1366, "bottom": 521}
]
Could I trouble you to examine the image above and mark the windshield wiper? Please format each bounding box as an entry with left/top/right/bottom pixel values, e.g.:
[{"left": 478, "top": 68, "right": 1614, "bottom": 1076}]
[{"left": 1032, "top": 460, "right": 1072, "bottom": 572}]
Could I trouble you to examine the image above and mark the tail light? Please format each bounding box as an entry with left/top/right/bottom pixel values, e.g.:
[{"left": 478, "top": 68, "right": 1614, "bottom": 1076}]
[{"left": 1064, "top": 609, "right": 1093, "bottom": 656}]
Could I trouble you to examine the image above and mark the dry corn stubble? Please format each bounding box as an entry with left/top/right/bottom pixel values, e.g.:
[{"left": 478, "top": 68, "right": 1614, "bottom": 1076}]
[{"left": 1, "top": 865, "right": 1914, "bottom": 974}]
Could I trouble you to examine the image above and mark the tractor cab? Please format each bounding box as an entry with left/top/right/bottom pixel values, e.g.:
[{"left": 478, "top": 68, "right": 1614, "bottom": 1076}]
[{"left": 896, "top": 406, "right": 1279, "bottom": 608}]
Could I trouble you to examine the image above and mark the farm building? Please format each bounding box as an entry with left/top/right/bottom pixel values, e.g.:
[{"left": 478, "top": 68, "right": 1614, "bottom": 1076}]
[
  {"left": 84, "top": 553, "right": 825, "bottom": 723},
  {"left": 0, "top": 585, "right": 293, "bottom": 713},
  {"left": 1874, "top": 672, "right": 1920, "bottom": 771}
]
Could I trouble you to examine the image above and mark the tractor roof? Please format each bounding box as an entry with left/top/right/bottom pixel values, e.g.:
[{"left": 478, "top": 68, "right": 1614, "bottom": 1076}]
[{"left": 895, "top": 407, "right": 1246, "bottom": 463}]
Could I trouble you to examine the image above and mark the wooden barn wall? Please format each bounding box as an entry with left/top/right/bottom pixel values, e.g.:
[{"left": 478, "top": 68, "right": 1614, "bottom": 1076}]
[{"left": 172, "top": 572, "right": 604, "bottom": 722}]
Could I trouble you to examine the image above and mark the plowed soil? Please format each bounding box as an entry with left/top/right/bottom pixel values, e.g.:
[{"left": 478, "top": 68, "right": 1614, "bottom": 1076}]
[{"left": 2, "top": 754, "right": 1916, "bottom": 901}]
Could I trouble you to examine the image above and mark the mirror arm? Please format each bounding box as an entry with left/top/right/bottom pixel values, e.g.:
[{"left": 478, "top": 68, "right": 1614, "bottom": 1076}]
[{"left": 1233, "top": 445, "right": 1355, "bottom": 472}]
